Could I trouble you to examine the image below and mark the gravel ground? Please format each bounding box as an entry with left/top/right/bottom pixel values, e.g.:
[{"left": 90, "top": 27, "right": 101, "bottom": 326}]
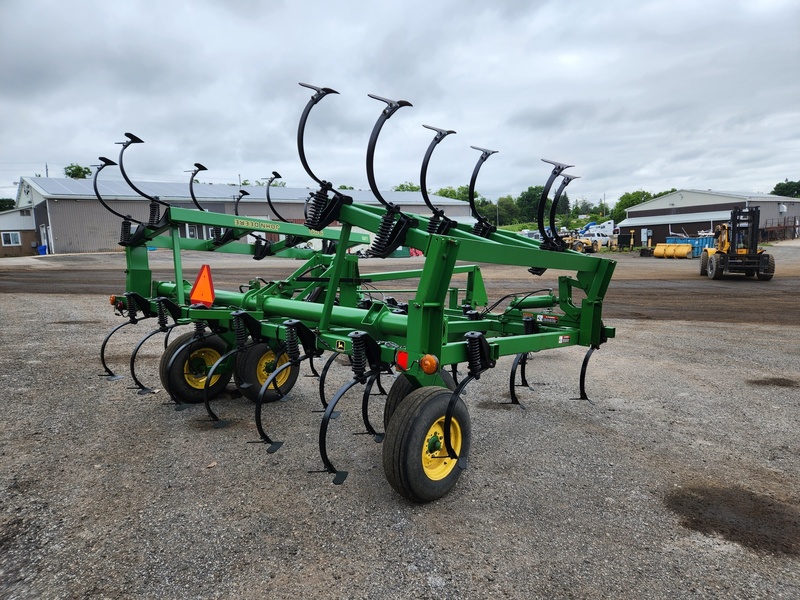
[{"left": 1, "top": 246, "right": 799, "bottom": 598}]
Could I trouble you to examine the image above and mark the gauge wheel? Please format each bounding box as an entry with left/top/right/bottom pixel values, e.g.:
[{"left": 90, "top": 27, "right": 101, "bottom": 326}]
[
  {"left": 699, "top": 251, "right": 709, "bottom": 276},
  {"left": 159, "top": 332, "right": 231, "bottom": 403},
  {"left": 383, "top": 370, "right": 456, "bottom": 429},
  {"left": 234, "top": 342, "right": 299, "bottom": 402},
  {"left": 383, "top": 386, "right": 471, "bottom": 503},
  {"left": 757, "top": 254, "right": 775, "bottom": 281}
]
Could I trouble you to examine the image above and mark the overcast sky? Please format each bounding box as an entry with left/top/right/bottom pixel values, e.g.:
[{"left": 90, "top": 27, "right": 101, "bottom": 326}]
[{"left": 1, "top": 0, "right": 798, "bottom": 211}]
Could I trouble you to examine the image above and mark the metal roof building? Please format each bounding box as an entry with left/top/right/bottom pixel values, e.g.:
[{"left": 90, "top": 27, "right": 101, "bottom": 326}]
[
  {"left": 618, "top": 189, "right": 799, "bottom": 242},
  {"left": 15, "top": 176, "right": 474, "bottom": 254}
]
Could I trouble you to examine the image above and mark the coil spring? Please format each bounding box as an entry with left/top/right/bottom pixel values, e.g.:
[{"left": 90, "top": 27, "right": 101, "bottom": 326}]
[
  {"left": 427, "top": 214, "right": 441, "bottom": 234},
  {"left": 369, "top": 212, "right": 396, "bottom": 255},
  {"left": 523, "top": 316, "right": 535, "bottom": 335},
  {"left": 466, "top": 333, "right": 482, "bottom": 375},
  {"left": 119, "top": 220, "right": 131, "bottom": 244},
  {"left": 126, "top": 295, "right": 137, "bottom": 320},
  {"left": 285, "top": 324, "right": 300, "bottom": 361},
  {"left": 156, "top": 300, "right": 169, "bottom": 330},
  {"left": 194, "top": 321, "right": 206, "bottom": 335},
  {"left": 471, "top": 220, "right": 493, "bottom": 238},
  {"left": 351, "top": 333, "right": 367, "bottom": 380},
  {"left": 211, "top": 227, "right": 222, "bottom": 242},
  {"left": 232, "top": 313, "right": 248, "bottom": 348},
  {"left": 148, "top": 201, "right": 160, "bottom": 227},
  {"left": 305, "top": 190, "right": 328, "bottom": 229}
]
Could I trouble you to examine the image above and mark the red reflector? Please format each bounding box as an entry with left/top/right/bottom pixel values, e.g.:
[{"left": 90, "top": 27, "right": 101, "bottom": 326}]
[
  {"left": 190, "top": 264, "right": 215, "bottom": 307},
  {"left": 396, "top": 350, "right": 408, "bottom": 371}
]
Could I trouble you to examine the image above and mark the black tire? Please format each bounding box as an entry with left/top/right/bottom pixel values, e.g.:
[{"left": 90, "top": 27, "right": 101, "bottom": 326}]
[
  {"left": 707, "top": 253, "right": 724, "bottom": 280},
  {"left": 699, "top": 251, "right": 709, "bottom": 276},
  {"left": 159, "top": 332, "right": 231, "bottom": 403},
  {"left": 383, "top": 386, "right": 471, "bottom": 503},
  {"left": 383, "top": 369, "right": 456, "bottom": 429},
  {"left": 573, "top": 241, "right": 584, "bottom": 253},
  {"left": 234, "top": 342, "right": 300, "bottom": 402},
  {"left": 757, "top": 254, "right": 775, "bottom": 281}
]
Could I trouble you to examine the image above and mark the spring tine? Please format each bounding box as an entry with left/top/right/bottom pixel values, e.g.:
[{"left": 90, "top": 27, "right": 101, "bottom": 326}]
[
  {"left": 536, "top": 159, "right": 573, "bottom": 245},
  {"left": 187, "top": 163, "right": 208, "bottom": 211},
  {"left": 359, "top": 372, "right": 385, "bottom": 442},
  {"left": 548, "top": 174, "right": 580, "bottom": 250},
  {"left": 317, "top": 352, "right": 341, "bottom": 413},
  {"left": 316, "top": 377, "right": 366, "bottom": 485},
  {"left": 578, "top": 346, "right": 597, "bottom": 406},
  {"left": 98, "top": 321, "right": 132, "bottom": 380},
  {"left": 297, "top": 83, "right": 339, "bottom": 185},
  {"left": 507, "top": 352, "right": 529, "bottom": 408},
  {"left": 366, "top": 93, "right": 412, "bottom": 209},
  {"left": 129, "top": 327, "right": 172, "bottom": 394}
]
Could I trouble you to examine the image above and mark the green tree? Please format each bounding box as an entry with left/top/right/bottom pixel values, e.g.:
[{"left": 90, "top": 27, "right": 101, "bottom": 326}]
[
  {"left": 610, "top": 190, "right": 653, "bottom": 223},
  {"left": 0, "top": 198, "right": 15, "bottom": 211},
  {"left": 64, "top": 163, "right": 91, "bottom": 179},
  {"left": 496, "top": 195, "right": 519, "bottom": 226},
  {"left": 771, "top": 179, "right": 800, "bottom": 198},
  {"left": 515, "top": 185, "right": 545, "bottom": 221},
  {"left": 653, "top": 188, "right": 677, "bottom": 199},
  {"left": 337, "top": 184, "right": 354, "bottom": 190},
  {"left": 392, "top": 181, "right": 420, "bottom": 192},
  {"left": 434, "top": 185, "right": 477, "bottom": 202}
]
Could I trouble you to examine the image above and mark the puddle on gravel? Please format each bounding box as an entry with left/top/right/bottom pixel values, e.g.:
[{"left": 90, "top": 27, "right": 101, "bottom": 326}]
[
  {"left": 664, "top": 485, "right": 800, "bottom": 555},
  {"left": 746, "top": 377, "right": 799, "bottom": 388}
]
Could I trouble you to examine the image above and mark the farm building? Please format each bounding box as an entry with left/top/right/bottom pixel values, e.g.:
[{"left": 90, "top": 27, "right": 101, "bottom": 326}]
[
  {"left": 618, "top": 189, "right": 799, "bottom": 244},
  {"left": 12, "top": 176, "right": 474, "bottom": 255},
  {"left": 0, "top": 205, "right": 37, "bottom": 258}
]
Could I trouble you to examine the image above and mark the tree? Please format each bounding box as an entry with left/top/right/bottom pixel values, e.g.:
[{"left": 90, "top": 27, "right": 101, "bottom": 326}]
[
  {"left": 0, "top": 199, "right": 14, "bottom": 211},
  {"left": 496, "top": 194, "right": 519, "bottom": 226},
  {"left": 772, "top": 179, "right": 800, "bottom": 198},
  {"left": 610, "top": 190, "right": 653, "bottom": 223},
  {"left": 64, "top": 163, "right": 91, "bottom": 179},
  {"left": 515, "top": 185, "right": 545, "bottom": 222},
  {"left": 392, "top": 181, "right": 420, "bottom": 192},
  {"left": 337, "top": 184, "right": 354, "bottom": 190},
  {"left": 434, "top": 185, "right": 477, "bottom": 202}
]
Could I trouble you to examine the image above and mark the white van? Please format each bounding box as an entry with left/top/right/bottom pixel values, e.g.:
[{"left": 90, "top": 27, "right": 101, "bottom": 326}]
[{"left": 583, "top": 232, "right": 611, "bottom": 247}]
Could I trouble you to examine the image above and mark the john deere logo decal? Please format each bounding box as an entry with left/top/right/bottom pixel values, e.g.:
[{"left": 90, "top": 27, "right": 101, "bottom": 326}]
[{"left": 335, "top": 340, "right": 346, "bottom": 351}]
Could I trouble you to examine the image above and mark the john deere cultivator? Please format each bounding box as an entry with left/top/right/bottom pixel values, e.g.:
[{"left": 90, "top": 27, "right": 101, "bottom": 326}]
[{"left": 97, "top": 83, "right": 616, "bottom": 503}]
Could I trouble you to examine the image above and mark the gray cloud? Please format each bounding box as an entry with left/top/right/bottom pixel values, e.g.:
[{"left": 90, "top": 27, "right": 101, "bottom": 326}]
[{"left": 1, "top": 0, "right": 798, "bottom": 206}]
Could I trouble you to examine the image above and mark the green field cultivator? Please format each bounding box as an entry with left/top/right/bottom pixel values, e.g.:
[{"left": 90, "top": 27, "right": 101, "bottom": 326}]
[{"left": 96, "top": 83, "right": 616, "bottom": 502}]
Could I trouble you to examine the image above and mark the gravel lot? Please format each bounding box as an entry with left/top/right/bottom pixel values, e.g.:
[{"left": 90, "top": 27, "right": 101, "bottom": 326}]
[{"left": 1, "top": 244, "right": 799, "bottom": 598}]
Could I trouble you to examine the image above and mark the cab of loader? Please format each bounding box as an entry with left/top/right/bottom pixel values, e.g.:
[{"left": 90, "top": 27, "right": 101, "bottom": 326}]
[{"left": 699, "top": 206, "right": 775, "bottom": 281}]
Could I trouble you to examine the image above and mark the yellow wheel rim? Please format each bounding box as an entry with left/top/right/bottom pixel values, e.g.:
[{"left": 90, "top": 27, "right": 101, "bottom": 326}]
[
  {"left": 183, "top": 347, "right": 222, "bottom": 390},
  {"left": 256, "top": 350, "right": 291, "bottom": 388},
  {"left": 421, "top": 416, "right": 462, "bottom": 481}
]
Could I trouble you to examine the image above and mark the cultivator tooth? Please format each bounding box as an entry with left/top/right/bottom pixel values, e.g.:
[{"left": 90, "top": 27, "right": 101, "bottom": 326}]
[{"left": 95, "top": 81, "right": 617, "bottom": 502}]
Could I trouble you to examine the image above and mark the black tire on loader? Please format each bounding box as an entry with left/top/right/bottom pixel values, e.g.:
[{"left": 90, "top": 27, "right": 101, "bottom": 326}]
[
  {"left": 757, "top": 254, "right": 775, "bottom": 281},
  {"left": 700, "top": 251, "right": 709, "bottom": 276},
  {"left": 707, "top": 253, "right": 724, "bottom": 280}
]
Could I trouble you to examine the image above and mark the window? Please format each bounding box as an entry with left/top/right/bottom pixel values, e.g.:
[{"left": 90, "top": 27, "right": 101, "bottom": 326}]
[{"left": 1, "top": 232, "right": 21, "bottom": 246}]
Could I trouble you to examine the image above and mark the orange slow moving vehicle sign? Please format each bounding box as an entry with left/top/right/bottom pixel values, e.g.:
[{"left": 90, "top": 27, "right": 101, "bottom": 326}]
[{"left": 189, "top": 264, "right": 215, "bottom": 307}]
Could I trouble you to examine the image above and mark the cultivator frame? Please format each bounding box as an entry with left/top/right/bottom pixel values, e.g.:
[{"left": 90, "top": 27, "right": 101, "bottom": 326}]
[{"left": 97, "top": 82, "right": 616, "bottom": 502}]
